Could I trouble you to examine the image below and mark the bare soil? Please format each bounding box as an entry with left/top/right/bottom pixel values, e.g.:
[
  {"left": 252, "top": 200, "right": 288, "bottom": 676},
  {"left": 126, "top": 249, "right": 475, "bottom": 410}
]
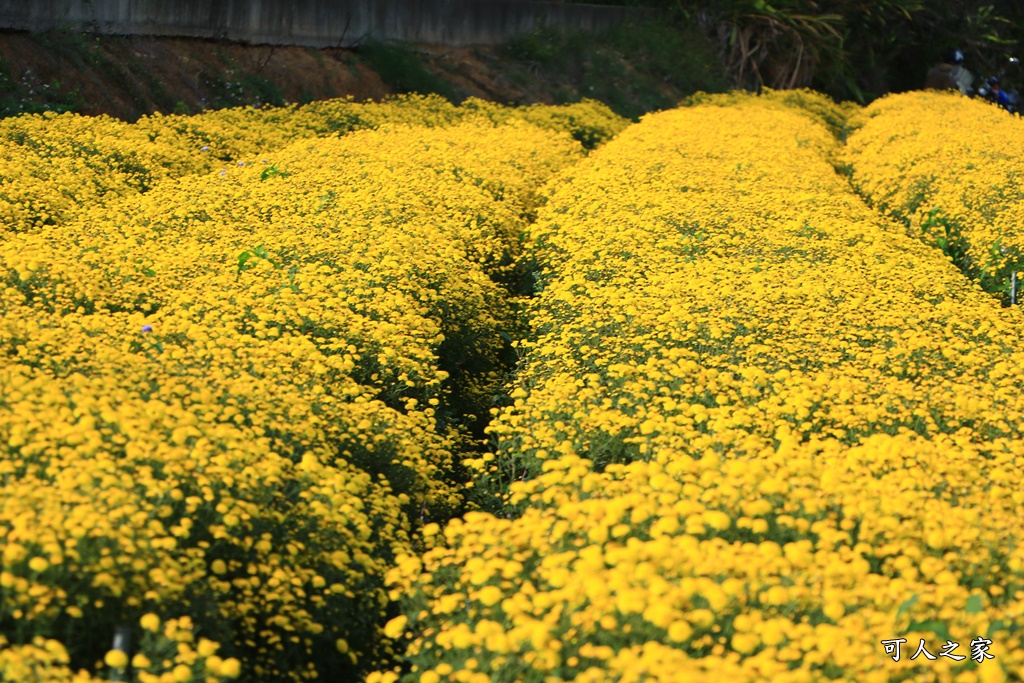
[{"left": 0, "top": 31, "right": 391, "bottom": 119}]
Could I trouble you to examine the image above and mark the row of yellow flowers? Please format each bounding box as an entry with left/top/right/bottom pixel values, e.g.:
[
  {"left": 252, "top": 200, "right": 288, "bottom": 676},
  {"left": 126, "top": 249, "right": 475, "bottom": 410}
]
[
  {"left": 380, "top": 93, "right": 1024, "bottom": 682},
  {"left": 0, "top": 105, "right": 588, "bottom": 679},
  {"left": 844, "top": 90, "right": 1024, "bottom": 295},
  {"left": 0, "top": 617, "right": 241, "bottom": 683},
  {"left": 0, "top": 95, "right": 626, "bottom": 236}
]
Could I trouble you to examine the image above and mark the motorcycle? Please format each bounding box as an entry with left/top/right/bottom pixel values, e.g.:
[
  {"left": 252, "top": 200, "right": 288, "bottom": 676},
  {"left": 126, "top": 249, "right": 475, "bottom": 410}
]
[{"left": 975, "top": 56, "right": 1021, "bottom": 114}]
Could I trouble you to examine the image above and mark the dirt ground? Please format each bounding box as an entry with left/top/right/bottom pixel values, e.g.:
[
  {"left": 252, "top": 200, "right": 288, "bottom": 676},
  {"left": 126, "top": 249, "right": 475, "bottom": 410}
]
[{"left": 0, "top": 31, "right": 394, "bottom": 119}]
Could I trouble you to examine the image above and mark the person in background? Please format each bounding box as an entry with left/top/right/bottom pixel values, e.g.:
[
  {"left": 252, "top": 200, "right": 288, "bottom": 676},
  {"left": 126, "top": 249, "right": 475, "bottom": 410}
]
[{"left": 925, "top": 48, "right": 974, "bottom": 95}]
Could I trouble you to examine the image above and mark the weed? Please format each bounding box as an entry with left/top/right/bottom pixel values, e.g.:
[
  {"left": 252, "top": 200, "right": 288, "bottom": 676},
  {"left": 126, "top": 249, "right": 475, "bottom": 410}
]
[
  {"left": 503, "top": 19, "right": 727, "bottom": 119},
  {"left": 0, "top": 58, "right": 82, "bottom": 117},
  {"left": 200, "top": 68, "right": 285, "bottom": 109},
  {"left": 355, "top": 40, "right": 459, "bottom": 103}
]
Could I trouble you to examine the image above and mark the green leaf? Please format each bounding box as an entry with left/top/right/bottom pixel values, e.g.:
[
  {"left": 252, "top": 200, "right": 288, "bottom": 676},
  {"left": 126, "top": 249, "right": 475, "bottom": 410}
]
[
  {"left": 966, "top": 595, "right": 984, "bottom": 615},
  {"left": 237, "top": 250, "right": 253, "bottom": 275},
  {"left": 142, "top": 268, "right": 156, "bottom": 277},
  {"left": 987, "top": 619, "right": 1007, "bottom": 638},
  {"left": 896, "top": 594, "right": 919, "bottom": 616},
  {"left": 907, "top": 620, "right": 951, "bottom": 641},
  {"left": 260, "top": 164, "right": 289, "bottom": 181}
]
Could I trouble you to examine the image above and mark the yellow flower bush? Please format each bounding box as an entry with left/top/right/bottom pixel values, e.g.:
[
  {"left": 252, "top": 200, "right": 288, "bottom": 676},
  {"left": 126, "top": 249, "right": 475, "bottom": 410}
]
[
  {"left": 0, "top": 101, "right": 586, "bottom": 679},
  {"left": 0, "top": 636, "right": 100, "bottom": 683},
  {"left": 131, "top": 94, "right": 626, "bottom": 169},
  {"left": 682, "top": 87, "right": 864, "bottom": 141},
  {"left": 382, "top": 98, "right": 1024, "bottom": 682},
  {"left": 0, "top": 111, "right": 201, "bottom": 235},
  {"left": 457, "top": 97, "right": 631, "bottom": 150},
  {"left": 291, "top": 95, "right": 627, "bottom": 151},
  {"left": 844, "top": 90, "right": 1024, "bottom": 295},
  {"left": 0, "top": 94, "right": 626, "bottom": 240},
  {"left": 115, "top": 615, "right": 242, "bottom": 683}
]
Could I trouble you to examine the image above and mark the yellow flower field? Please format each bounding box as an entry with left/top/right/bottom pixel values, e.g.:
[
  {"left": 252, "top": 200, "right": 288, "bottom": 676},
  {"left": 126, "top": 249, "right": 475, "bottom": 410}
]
[
  {"left": 3, "top": 87, "right": 1024, "bottom": 683},
  {"left": 0, "top": 97, "right": 612, "bottom": 681},
  {"left": 844, "top": 91, "right": 1024, "bottom": 296},
  {"left": 382, "top": 94, "right": 1024, "bottom": 683},
  {"left": 0, "top": 94, "right": 623, "bottom": 237}
]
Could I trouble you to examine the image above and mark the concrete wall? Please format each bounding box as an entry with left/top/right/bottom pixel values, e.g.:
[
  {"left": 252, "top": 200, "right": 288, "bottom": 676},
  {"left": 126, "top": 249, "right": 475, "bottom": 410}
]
[{"left": 0, "top": 0, "right": 654, "bottom": 47}]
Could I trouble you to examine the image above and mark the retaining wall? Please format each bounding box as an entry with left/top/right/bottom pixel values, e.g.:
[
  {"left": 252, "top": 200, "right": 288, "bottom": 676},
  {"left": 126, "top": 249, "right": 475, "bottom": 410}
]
[{"left": 0, "top": 0, "right": 654, "bottom": 47}]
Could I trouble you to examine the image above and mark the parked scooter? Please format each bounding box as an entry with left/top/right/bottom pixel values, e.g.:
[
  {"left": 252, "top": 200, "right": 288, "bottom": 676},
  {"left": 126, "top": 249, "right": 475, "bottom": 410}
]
[{"left": 975, "top": 56, "right": 1021, "bottom": 113}]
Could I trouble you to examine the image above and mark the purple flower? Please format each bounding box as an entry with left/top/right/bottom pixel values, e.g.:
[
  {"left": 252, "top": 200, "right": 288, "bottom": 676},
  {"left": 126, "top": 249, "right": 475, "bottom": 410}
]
[
  {"left": 141, "top": 325, "right": 153, "bottom": 333},
  {"left": 201, "top": 145, "right": 210, "bottom": 151}
]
